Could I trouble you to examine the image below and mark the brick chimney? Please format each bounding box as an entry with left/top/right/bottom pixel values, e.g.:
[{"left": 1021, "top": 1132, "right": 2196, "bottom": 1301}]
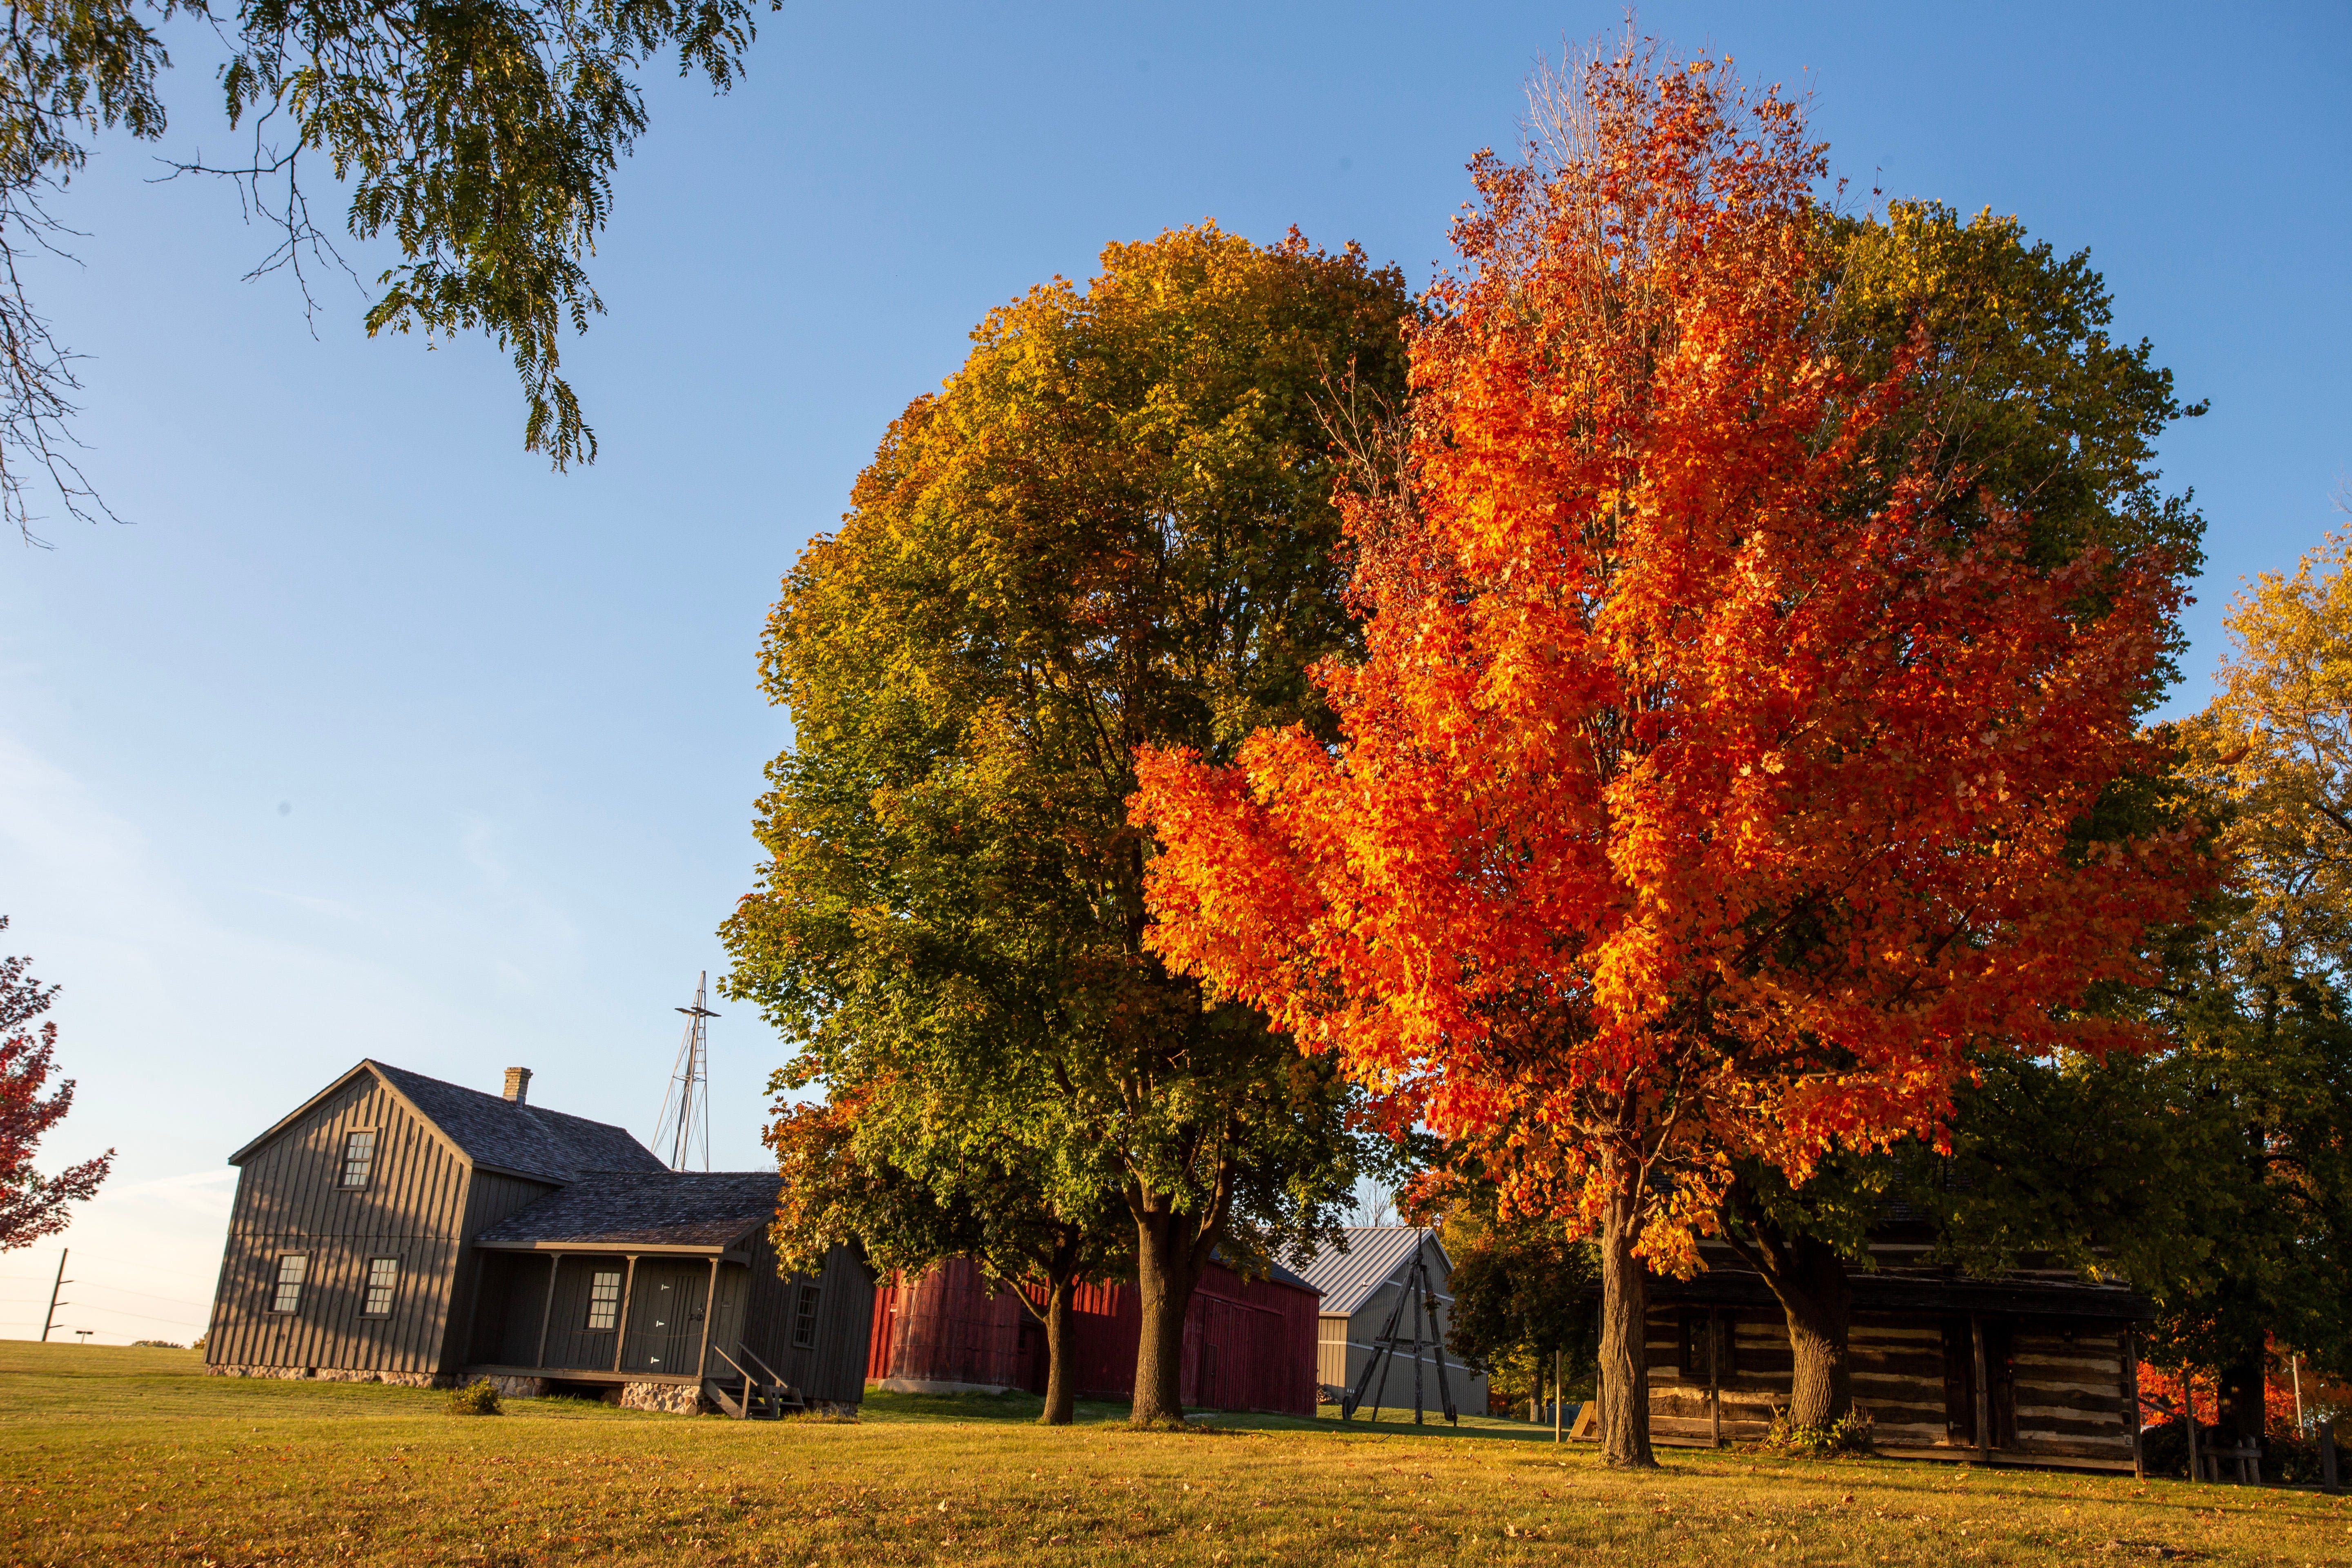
[{"left": 503, "top": 1067, "right": 532, "bottom": 1105}]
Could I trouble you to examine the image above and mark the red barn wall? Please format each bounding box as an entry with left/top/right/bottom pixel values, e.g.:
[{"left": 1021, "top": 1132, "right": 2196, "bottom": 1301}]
[{"left": 867, "top": 1256, "right": 1319, "bottom": 1416}]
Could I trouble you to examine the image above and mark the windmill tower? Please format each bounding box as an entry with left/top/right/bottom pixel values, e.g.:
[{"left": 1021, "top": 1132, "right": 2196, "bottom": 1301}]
[{"left": 655, "top": 972, "right": 718, "bottom": 1171}]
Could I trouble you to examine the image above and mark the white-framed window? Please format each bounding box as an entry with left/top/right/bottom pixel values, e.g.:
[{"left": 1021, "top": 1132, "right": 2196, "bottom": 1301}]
[
  {"left": 362, "top": 1257, "right": 399, "bottom": 1317},
  {"left": 793, "top": 1284, "right": 822, "bottom": 1349},
  {"left": 339, "top": 1129, "right": 376, "bottom": 1189},
  {"left": 271, "top": 1254, "right": 309, "bottom": 1314},
  {"left": 586, "top": 1270, "right": 623, "bottom": 1331}
]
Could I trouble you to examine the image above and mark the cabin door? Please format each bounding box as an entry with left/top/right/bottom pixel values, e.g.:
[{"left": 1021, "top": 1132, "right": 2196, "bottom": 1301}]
[
  {"left": 620, "top": 1261, "right": 710, "bottom": 1376},
  {"left": 1941, "top": 1316, "right": 2018, "bottom": 1449}
]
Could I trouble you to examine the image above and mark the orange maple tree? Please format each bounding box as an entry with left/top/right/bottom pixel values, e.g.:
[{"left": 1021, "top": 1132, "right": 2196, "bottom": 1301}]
[{"left": 1132, "top": 45, "right": 2197, "bottom": 1466}]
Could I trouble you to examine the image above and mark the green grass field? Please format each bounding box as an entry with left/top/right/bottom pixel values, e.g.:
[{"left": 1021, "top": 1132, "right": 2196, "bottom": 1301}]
[{"left": 2, "top": 1342, "right": 2345, "bottom": 1566}]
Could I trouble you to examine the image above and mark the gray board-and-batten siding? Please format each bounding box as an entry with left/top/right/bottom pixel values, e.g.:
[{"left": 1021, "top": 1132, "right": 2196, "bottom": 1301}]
[
  {"left": 203, "top": 1059, "right": 872, "bottom": 1407},
  {"left": 465, "top": 1169, "right": 873, "bottom": 1405}
]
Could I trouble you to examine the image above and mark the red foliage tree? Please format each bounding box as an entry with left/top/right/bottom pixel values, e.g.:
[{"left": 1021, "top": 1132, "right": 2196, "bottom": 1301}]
[
  {"left": 1132, "top": 45, "right": 2196, "bottom": 1466},
  {"left": 0, "top": 920, "right": 111, "bottom": 1249}
]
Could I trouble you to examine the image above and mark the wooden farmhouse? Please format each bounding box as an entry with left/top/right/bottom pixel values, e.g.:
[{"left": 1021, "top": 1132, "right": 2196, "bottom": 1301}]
[
  {"left": 1290, "top": 1227, "right": 1488, "bottom": 1417},
  {"left": 203, "top": 1059, "right": 871, "bottom": 1416},
  {"left": 1632, "top": 1220, "right": 2150, "bottom": 1471},
  {"left": 867, "top": 1252, "right": 1323, "bottom": 1415}
]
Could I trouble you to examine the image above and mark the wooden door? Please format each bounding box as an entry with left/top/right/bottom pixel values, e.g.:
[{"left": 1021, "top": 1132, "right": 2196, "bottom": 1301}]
[
  {"left": 1984, "top": 1319, "right": 2018, "bottom": 1449},
  {"left": 1941, "top": 1318, "right": 1976, "bottom": 1446},
  {"left": 621, "top": 1262, "right": 709, "bottom": 1376}
]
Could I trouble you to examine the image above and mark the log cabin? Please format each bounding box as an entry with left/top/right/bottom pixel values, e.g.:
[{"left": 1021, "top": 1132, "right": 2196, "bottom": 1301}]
[
  {"left": 203, "top": 1059, "right": 870, "bottom": 1415},
  {"left": 1637, "top": 1224, "right": 2150, "bottom": 1472}
]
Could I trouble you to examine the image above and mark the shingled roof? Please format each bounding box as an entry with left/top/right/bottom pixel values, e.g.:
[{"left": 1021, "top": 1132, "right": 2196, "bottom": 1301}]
[
  {"left": 227, "top": 1060, "right": 667, "bottom": 1183},
  {"left": 476, "top": 1171, "right": 785, "bottom": 1251},
  {"left": 1289, "top": 1227, "right": 1450, "bottom": 1318},
  {"left": 369, "top": 1061, "right": 666, "bottom": 1183}
]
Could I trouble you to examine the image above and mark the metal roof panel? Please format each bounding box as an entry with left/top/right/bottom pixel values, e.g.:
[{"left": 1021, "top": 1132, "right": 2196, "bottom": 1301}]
[{"left": 1288, "top": 1227, "right": 1450, "bottom": 1319}]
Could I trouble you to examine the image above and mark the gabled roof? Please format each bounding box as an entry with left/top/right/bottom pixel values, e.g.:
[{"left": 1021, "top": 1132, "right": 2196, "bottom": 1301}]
[
  {"left": 1212, "top": 1249, "right": 1319, "bottom": 1296},
  {"left": 475, "top": 1171, "right": 784, "bottom": 1252},
  {"left": 1263, "top": 1256, "right": 1318, "bottom": 1294},
  {"left": 1289, "top": 1227, "right": 1451, "bottom": 1318},
  {"left": 229, "top": 1059, "right": 665, "bottom": 1184},
  {"left": 370, "top": 1062, "right": 664, "bottom": 1182}
]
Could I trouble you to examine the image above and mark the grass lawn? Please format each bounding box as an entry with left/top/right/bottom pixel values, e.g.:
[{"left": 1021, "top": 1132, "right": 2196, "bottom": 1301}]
[{"left": 2, "top": 1342, "right": 2346, "bottom": 1566}]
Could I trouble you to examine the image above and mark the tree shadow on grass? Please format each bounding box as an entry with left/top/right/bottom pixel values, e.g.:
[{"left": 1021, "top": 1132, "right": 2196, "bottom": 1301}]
[{"left": 859, "top": 1386, "right": 1576, "bottom": 1443}]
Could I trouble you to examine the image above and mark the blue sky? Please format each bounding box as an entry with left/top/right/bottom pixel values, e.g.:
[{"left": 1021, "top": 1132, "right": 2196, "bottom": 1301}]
[{"left": 0, "top": 1, "right": 2343, "bottom": 1344}]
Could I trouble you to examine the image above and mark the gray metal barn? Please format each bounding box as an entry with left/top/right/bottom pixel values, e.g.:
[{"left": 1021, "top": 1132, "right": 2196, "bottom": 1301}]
[
  {"left": 1291, "top": 1227, "right": 1488, "bottom": 1415},
  {"left": 202, "top": 1059, "right": 869, "bottom": 1415}
]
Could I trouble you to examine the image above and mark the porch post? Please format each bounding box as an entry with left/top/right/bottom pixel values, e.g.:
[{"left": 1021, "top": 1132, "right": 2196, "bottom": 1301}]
[
  {"left": 695, "top": 1256, "right": 720, "bottom": 1383},
  {"left": 610, "top": 1254, "right": 639, "bottom": 1374},
  {"left": 533, "top": 1253, "right": 561, "bottom": 1369},
  {"left": 1970, "top": 1314, "right": 1992, "bottom": 1461}
]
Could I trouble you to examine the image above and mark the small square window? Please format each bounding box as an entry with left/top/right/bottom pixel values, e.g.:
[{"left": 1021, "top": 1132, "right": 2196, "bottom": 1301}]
[
  {"left": 362, "top": 1257, "right": 399, "bottom": 1317},
  {"left": 792, "top": 1284, "right": 822, "bottom": 1349},
  {"left": 340, "top": 1129, "right": 376, "bottom": 1189},
  {"left": 586, "top": 1270, "right": 622, "bottom": 1332},
  {"left": 271, "top": 1254, "right": 309, "bottom": 1314}
]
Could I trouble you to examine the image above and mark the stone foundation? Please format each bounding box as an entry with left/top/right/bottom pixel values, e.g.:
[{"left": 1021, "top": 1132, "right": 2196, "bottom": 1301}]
[
  {"left": 619, "top": 1381, "right": 710, "bottom": 1416},
  {"left": 205, "top": 1364, "right": 455, "bottom": 1389},
  {"left": 477, "top": 1375, "right": 550, "bottom": 1399}
]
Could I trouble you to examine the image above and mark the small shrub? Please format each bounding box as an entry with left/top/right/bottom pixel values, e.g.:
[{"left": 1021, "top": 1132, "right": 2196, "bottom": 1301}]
[
  {"left": 1757, "top": 1405, "right": 1875, "bottom": 1457},
  {"left": 131, "top": 1339, "right": 185, "bottom": 1350},
  {"left": 447, "top": 1379, "right": 503, "bottom": 1417}
]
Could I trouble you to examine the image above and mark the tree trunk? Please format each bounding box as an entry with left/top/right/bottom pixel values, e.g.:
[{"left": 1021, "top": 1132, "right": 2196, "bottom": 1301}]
[
  {"left": 1131, "top": 1205, "right": 1211, "bottom": 1427},
  {"left": 1039, "top": 1276, "right": 1078, "bottom": 1426},
  {"left": 1775, "top": 1234, "right": 1854, "bottom": 1429},
  {"left": 1719, "top": 1176, "right": 1856, "bottom": 1430},
  {"left": 1596, "top": 1182, "right": 1657, "bottom": 1468},
  {"left": 2218, "top": 1333, "right": 2268, "bottom": 1454}
]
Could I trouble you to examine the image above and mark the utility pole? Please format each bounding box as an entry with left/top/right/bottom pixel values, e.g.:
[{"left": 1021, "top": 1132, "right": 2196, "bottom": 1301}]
[{"left": 40, "top": 1250, "right": 68, "bottom": 1343}]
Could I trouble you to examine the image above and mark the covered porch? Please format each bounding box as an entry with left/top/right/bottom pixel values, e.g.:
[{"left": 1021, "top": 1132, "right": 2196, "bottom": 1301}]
[
  {"left": 458, "top": 1170, "right": 804, "bottom": 1414},
  {"left": 467, "top": 1244, "right": 761, "bottom": 1384}
]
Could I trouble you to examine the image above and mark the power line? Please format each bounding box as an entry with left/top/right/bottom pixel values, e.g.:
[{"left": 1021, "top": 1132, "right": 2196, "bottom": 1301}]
[
  {"left": 48, "top": 1249, "right": 217, "bottom": 1280},
  {"left": 28, "top": 1302, "right": 200, "bottom": 1327},
  {"left": 0, "top": 1277, "right": 205, "bottom": 1308},
  {"left": 2, "top": 1273, "right": 208, "bottom": 1308},
  {"left": 61, "top": 1281, "right": 206, "bottom": 1308}
]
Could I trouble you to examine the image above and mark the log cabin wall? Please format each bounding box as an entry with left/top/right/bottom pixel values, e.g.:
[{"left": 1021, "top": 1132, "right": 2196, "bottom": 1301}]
[
  {"left": 2008, "top": 1325, "right": 2133, "bottom": 1462},
  {"left": 1643, "top": 1307, "right": 1788, "bottom": 1444},
  {"left": 204, "top": 1071, "right": 473, "bottom": 1377},
  {"left": 1642, "top": 1305, "right": 2136, "bottom": 1463}
]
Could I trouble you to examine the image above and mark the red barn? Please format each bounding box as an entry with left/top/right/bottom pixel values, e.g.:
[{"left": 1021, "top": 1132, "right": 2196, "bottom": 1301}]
[{"left": 866, "top": 1254, "right": 1321, "bottom": 1416}]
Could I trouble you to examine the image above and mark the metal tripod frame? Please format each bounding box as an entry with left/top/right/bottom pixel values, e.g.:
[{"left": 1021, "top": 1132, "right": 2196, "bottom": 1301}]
[{"left": 1339, "top": 1230, "right": 1458, "bottom": 1426}]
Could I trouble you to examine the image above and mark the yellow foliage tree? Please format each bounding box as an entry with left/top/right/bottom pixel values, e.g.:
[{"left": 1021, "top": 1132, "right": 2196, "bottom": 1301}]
[{"left": 2188, "top": 530, "right": 2352, "bottom": 975}]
